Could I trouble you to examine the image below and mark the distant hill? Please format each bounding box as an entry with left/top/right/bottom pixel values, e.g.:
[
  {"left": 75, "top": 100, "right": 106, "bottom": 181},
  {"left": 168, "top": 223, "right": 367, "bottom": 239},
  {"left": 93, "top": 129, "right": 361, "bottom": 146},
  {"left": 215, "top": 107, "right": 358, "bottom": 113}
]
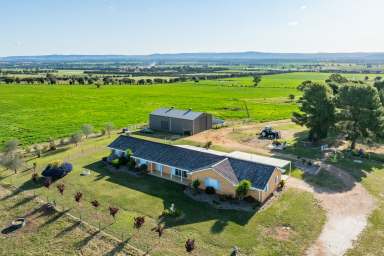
[{"left": 2, "top": 52, "right": 384, "bottom": 64}]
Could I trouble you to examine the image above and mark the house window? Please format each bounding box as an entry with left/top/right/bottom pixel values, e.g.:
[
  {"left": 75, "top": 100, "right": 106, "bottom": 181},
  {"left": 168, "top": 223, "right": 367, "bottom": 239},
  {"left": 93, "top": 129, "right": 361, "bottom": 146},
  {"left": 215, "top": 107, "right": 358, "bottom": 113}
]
[
  {"left": 155, "top": 163, "right": 163, "bottom": 172},
  {"left": 275, "top": 176, "right": 279, "bottom": 184},
  {"left": 264, "top": 183, "right": 269, "bottom": 192},
  {"left": 173, "top": 168, "right": 187, "bottom": 178},
  {"left": 204, "top": 177, "right": 220, "bottom": 190}
]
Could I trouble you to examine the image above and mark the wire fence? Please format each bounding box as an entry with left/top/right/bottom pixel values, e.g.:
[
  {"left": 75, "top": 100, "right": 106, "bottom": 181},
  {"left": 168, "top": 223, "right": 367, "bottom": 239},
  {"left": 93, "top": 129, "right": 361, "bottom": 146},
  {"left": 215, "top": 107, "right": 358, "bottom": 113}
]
[{"left": 0, "top": 180, "right": 147, "bottom": 255}]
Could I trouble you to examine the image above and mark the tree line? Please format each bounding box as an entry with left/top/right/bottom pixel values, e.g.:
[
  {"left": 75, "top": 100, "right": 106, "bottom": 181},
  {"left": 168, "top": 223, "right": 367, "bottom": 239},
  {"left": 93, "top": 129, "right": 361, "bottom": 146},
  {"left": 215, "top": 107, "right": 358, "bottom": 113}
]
[{"left": 293, "top": 74, "right": 384, "bottom": 149}]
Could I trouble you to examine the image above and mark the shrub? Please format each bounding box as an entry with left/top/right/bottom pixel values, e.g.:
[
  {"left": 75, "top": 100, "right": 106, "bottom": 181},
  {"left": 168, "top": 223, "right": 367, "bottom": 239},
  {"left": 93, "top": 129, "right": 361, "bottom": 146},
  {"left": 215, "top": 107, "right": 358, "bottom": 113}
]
[
  {"left": 102, "top": 156, "right": 108, "bottom": 162},
  {"left": 91, "top": 200, "right": 100, "bottom": 208},
  {"left": 236, "top": 180, "right": 252, "bottom": 200},
  {"left": 279, "top": 180, "right": 286, "bottom": 189},
  {"left": 244, "top": 196, "right": 257, "bottom": 203},
  {"left": 119, "top": 156, "right": 128, "bottom": 165},
  {"left": 43, "top": 177, "right": 52, "bottom": 188},
  {"left": 192, "top": 179, "right": 201, "bottom": 190},
  {"left": 205, "top": 186, "right": 216, "bottom": 195},
  {"left": 185, "top": 239, "right": 195, "bottom": 252},
  {"left": 204, "top": 141, "right": 212, "bottom": 149},
  {"left": 109, "top": 206, "right": 119, "bottom": 219},
  {"left": 111, "top": 159, "right": 120, "bottom": 168},
  {"left": 74, "top": 192, "right": 83, "bottom": 203},
  {"left": 134, "top": 216, "right": 145, "bottom": 228},
  {"left": 139, "top": 164, "right": 148, "bottom": 173},
  {"left": 56, "top": 183, "right": 65, "bottom": 195}
]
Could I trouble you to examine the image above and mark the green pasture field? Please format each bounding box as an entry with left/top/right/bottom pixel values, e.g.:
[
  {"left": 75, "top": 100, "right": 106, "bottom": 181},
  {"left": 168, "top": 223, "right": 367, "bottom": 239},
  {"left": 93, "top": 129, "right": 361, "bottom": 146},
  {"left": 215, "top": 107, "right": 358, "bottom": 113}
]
[{"left": 0, "top": 72, "right": 380, "bottom": 146}]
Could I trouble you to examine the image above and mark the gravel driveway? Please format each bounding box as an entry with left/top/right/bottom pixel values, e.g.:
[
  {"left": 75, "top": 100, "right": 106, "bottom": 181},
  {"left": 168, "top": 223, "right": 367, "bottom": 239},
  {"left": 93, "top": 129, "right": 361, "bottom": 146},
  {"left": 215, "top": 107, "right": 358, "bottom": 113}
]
[{"left": 287, "top": 164, "right": 376, "bottom": 256}]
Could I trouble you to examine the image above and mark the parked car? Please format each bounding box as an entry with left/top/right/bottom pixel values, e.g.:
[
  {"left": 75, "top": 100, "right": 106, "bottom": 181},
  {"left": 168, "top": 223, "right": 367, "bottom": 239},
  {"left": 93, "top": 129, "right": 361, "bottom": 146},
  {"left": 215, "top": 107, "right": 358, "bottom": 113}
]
[{"left": 42, "top": 161, "right": 73, "bottom": 179}]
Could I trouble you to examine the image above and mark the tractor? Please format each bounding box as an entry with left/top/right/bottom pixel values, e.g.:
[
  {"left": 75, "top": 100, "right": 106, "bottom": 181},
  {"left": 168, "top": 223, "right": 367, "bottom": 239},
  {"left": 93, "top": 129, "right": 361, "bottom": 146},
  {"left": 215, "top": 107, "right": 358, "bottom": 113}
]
[{"left": 259, "top": 126, "right": 281, "bottom": 140}]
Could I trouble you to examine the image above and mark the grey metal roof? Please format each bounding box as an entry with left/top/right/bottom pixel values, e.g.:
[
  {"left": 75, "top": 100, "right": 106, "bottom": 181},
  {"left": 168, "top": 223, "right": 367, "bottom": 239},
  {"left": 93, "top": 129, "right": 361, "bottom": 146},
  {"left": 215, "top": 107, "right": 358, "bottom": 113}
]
[
  {"left": 211, "top": 159, "right": 239, "bottom": 185},
  {"left": 108, "top": 135, "right": 276, "bottom": 190},
  {"left": 151, "top": 108, "right": 203, "bottom": 120}
]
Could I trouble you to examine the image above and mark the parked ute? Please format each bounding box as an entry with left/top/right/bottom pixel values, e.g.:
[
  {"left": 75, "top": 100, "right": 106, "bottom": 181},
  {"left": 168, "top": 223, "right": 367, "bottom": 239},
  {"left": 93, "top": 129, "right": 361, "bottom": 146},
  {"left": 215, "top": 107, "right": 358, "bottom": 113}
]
[{"left": 259, "top": 126, "right": 281, "bottom": 140}]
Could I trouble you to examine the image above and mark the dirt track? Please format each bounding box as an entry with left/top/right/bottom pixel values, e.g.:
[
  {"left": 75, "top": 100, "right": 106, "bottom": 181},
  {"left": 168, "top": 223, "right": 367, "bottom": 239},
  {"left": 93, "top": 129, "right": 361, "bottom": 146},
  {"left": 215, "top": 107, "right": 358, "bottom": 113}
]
[{"left": 287, "top": 165, "right": 376, "bottom": 256}]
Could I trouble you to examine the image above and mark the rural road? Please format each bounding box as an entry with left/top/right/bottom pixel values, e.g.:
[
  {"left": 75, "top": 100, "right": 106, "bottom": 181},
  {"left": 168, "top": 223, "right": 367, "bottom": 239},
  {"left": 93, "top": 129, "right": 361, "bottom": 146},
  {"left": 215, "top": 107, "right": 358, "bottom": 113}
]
[{"left": 287, "top": 164, "right": 376, "bottom": 256}]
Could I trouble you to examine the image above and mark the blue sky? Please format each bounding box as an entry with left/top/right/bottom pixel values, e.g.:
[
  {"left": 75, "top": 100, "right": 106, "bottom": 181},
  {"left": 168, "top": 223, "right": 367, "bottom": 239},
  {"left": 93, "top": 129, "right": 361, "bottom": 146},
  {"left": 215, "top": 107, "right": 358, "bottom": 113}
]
[{"left": 1, "top": 0, "right": 384, "bottom": 56}]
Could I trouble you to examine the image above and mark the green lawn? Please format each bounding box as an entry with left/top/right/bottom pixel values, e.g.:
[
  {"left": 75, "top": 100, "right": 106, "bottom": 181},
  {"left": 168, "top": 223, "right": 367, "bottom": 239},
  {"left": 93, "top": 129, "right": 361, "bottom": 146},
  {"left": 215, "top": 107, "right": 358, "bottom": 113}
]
[
  {"left": 2, "top": 72, "right": 373, "bottom": 146},
  {"left": 0, "top": 185, "right": 139, "bottom": 256},
  {"left": 0, "top": 136, "right": 326, "bottom": 256}
]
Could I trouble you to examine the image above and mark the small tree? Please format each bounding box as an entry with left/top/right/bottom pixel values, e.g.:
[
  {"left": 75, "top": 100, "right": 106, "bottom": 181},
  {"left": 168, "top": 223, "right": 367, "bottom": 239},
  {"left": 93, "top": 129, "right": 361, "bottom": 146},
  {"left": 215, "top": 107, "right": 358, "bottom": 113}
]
[
  {"left": 70, "top": 132, "right": 83, "bottom": 146},
  {"left": 134, "top": 216, "right": 145, "bottom": 228},
  {"left": 185, "top": 239, "right": 196, "bottom": 253},
  {"left": 91, "top": 200, "right": 101, "bottom": 230},
  {"left": 235, "top": 180, "right": 252, "bottom": 200},
  {"left": 44, "top": 177, "right": 52, "bottom": 188},
  {"left": 74, "top": 192, "right": 83, "bottom": 221},
  {"left": 192, "top": 179, "right": 201, "bottom": 190},
  {"left": 288, "top": 94, "right": 295, "bottom": 102},
  {"left": 81, "top": 124, "right": 94, "bottom": 139},
  {"left": 109, "top": 206, "right": 119, "bottom": 221},
  {"left": 57, "top": 183, "right": 65, "bottom": 195},
  {"left": 3, "top": 139, "right": 19, "bottom": 155},
  {"left": 105, "top": 122, "right": 114, "bottom": 137},
  {"left": 1, "top": 153, "right": 23, "bottom": 174},
  {"left": 253, "top": 75, "right": 262, "bottom": 87}
]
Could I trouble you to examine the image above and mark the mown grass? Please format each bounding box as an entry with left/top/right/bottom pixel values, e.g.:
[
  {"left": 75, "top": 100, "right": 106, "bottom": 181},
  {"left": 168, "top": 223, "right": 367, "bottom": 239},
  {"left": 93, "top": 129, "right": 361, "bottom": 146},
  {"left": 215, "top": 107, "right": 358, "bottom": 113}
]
[
  {"left": 0, "top": 136, "right": 326, "bottom": 256},
  {"left": 0, "top": 186, "right": 139, "bottom": 255}
]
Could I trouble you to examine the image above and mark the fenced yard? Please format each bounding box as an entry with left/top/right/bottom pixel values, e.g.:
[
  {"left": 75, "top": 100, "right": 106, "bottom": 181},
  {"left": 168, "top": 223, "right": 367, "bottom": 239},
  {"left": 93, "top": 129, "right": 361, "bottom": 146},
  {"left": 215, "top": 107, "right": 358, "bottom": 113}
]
[{"left": 0, "top": 136, "right": 326, "bottom": 255}]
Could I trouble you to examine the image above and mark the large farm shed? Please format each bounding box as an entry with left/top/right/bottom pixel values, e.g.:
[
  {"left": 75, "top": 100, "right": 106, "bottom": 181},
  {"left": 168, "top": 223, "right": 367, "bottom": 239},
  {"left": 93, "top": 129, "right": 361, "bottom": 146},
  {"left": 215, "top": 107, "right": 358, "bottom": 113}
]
[{"left": 149, "top": 107, "right": 212, "bottom": 135}]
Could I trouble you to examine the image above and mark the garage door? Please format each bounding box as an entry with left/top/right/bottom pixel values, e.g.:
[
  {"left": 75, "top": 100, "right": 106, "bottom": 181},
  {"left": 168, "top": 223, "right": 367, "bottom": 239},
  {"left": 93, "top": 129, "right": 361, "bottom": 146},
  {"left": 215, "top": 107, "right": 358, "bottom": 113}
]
[{"left": 205, "top": 177, "right": 220, "bottom": 190}]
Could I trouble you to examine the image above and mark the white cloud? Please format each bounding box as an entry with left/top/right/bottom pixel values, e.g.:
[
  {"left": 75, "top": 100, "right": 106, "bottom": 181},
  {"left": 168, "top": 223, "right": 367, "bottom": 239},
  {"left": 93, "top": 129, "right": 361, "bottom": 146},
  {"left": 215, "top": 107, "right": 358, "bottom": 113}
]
[
  {"left": 288, "top": 21, "right": 299, "bottom": 26},
  {"left": 300, "top": 5, "right": 307, "bottom": 10}
]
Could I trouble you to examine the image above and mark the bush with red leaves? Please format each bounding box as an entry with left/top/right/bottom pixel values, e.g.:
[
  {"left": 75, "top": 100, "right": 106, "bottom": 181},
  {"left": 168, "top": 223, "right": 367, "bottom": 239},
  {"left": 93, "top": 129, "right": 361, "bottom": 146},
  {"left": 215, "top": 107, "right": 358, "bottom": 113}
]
[
  {"left": 109, "top": 207, "right": 119, "bottom": 219},
  {"left": 134, "top": 216, "right": 145, "bottom": 228},
  {"left": 43, "top": 177, "right": 52, "bottom": 188},
  {"left": 74, "top": 192, "right": 83, "bottom": 203},
  {"left": 56, "top": 183, "right": 65, "bottom": 195},
  {"left": 185, "top": 239, "right": 195, "bottom": 252},
  {"left": 91, "top": 200, "right": 100, "bottom": 208}
]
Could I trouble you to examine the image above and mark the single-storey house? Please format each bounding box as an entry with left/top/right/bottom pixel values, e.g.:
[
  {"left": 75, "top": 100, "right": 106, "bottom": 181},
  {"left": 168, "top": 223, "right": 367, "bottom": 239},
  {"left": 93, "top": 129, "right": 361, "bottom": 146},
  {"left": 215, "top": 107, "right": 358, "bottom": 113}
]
[
  {"left": 149, "top": 107, "right": 212, "bottom": 135},
  {"left": 108, "top": 135, "right": 290, "bottom": 203}
]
